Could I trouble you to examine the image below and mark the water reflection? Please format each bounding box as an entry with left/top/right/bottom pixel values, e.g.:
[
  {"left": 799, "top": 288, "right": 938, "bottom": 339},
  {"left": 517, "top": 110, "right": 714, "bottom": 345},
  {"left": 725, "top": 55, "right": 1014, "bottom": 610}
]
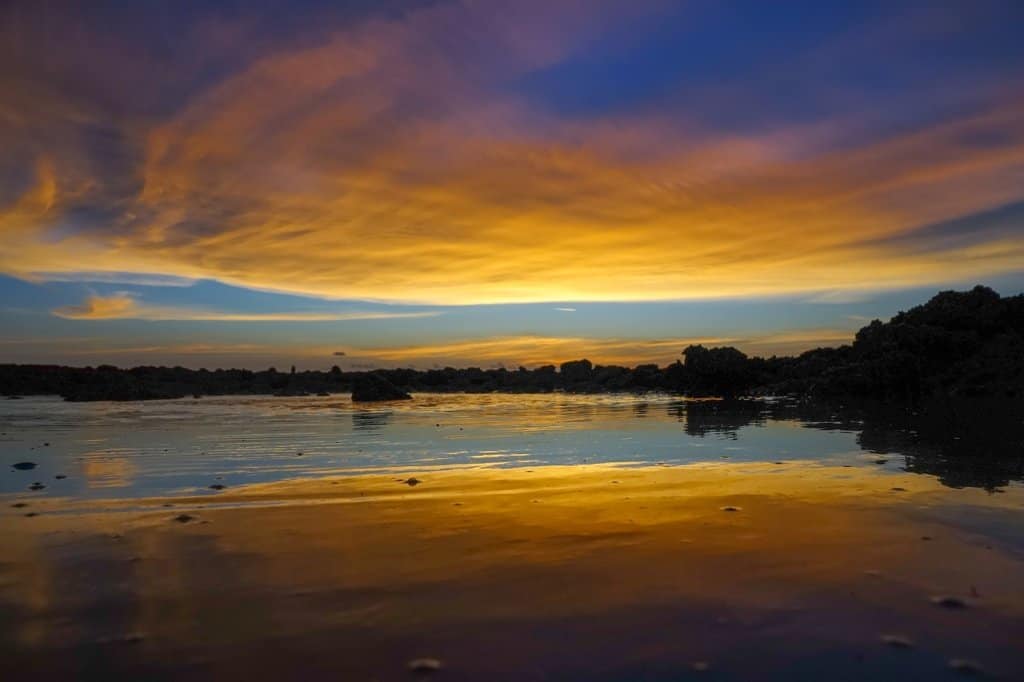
[
  {"left": 351, "top": 410, "right": 393, "bottom": 432},
  {"left": 2, "top": 464, "right": 1022, "bottom": 681},
  {"left": 0, "top": 395, "right": 1021, "bottom": 501},
  {"left": 673, "top": 399, "right": 768, "bottom": 439},
  {"left": 665, "top": 398, "right": 1024, "bottom": 491}
]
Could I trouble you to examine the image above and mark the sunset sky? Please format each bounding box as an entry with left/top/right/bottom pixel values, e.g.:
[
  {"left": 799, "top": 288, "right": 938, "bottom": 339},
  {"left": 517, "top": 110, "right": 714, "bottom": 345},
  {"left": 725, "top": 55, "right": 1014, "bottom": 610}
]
[{"left": 2, "top": 0, "right": 1023, "bottom": 369}]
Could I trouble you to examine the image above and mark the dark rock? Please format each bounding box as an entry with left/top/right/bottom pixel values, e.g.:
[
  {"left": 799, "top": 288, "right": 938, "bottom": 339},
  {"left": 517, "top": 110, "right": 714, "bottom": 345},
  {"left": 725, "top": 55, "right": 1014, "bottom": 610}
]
[
  {"left": 405, "top": 477, "right": 421, "bottom": 487},
  {"left": 28, "top": 482, "right": 45, "bottom": 491},
  {"left": 407, "top": 658, "right": 442, "bottom": 673},
  {"left": 931, "top": 595, "right": 968, "bottom": 609},
  {"left": 947, "top": 659, "right": 984, "bottom": 675},
  {"left": 55, "top": 474, "right": 67, "bottom": 480},
  {"left": 880, "top": 634, "right": 914, "bottom": 648},
  {"left": 11, "top": 462, "right": 36, "bottom": 470},
  {"left": 209, "top": 484, "right": 226, "bottom": 490},
  {"left": 351, "top": 373, "right": 412, "bottom": 402},
  {"left": 173, "top": 514, "right": 195, "bottom": 523},
  {"left": 720, "top": 506, "right": 741, "bottom": 512}
]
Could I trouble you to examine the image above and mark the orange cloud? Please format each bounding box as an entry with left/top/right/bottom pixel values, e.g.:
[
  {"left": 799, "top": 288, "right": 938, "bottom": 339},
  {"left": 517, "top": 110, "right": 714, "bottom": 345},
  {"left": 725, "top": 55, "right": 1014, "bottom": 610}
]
[
  {"left": 52, "top": 294, "right": 440, "bottom": 322},
  {"left": 1, "top": 1, "right": 1023, "bottom": 306},
  {"left": 52, "top": 294, "right": 139, "bottom": 320}
]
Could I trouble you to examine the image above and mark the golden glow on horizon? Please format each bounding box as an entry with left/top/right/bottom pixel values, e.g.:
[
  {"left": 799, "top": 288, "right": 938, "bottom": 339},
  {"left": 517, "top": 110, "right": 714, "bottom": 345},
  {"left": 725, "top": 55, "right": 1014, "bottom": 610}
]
[{"left": 45, "top": 330, "right": 857, "bottom": 369}]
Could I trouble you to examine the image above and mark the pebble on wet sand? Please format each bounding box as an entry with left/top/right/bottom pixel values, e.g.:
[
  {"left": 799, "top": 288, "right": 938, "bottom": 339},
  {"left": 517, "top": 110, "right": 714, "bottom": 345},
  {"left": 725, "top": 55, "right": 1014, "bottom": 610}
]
[
  {"left": 880, "top": 634, "right": 914, "bottom": 648},
  {"left": 947, "top": 658, "right": 984, "bottom": 675},
  {"left": 931, "top": 595, "right": 968, "bottom": 609},
  {"left": 28, "top": 482, "right": 45, "bottom": 491},
  {"left": 407, "top": 657, "right": 442, "bottom": 673},
  {"left": 96, "top": 633, "right": 145, "bottom": 645},
  {"left": 12, "top": 461, "right": 36, "bottom": 470},
  {"left": 209, "top": 484, "right": 226, "bottom": 490},
  {"left": 173, "top": 514, "right": 196, "bottom": 524},
  {"left": 720, "top": 506, "right": 741, "bottom": 512},
  {"left": 405, "top": 477, "right": 421, "bottom": 487}
]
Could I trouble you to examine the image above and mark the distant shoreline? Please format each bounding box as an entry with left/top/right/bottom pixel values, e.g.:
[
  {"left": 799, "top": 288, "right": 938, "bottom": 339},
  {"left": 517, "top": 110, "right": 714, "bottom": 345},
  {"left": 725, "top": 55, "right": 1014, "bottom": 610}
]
[{"left": 1, "top": 286, "right": 1021, "bottom": 403}]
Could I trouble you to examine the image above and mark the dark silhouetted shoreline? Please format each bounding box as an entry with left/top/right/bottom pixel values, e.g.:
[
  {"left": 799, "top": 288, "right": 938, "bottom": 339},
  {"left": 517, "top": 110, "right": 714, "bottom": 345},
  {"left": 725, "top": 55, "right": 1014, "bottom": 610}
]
[{"left": 1, "top": 286, "right": 1021, "bottom": 402}]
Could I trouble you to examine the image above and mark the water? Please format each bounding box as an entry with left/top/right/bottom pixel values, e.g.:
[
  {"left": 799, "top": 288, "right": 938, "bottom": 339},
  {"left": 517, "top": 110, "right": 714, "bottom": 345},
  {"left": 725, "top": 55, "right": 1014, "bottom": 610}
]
[
  {"left": 4, "top": 393, "right": 1014, "bottom": 501},
  {"left": 2, "top": 393, "right": 1023, "bottom": 681}
]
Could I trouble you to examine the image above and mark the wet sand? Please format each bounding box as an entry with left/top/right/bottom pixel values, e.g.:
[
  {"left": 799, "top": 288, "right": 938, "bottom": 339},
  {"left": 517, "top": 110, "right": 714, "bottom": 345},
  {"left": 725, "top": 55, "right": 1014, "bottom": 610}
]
[{"left": 2, "top": 462, "right": 1023, "bottom": 681}]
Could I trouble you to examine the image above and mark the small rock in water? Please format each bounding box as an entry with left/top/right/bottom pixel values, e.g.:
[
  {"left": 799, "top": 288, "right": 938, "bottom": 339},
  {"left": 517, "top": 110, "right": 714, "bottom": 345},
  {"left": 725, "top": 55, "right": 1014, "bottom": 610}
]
[
  {"left": 28, "top": 482, "right": 45, "bottom": 491},
  {"left": 880, "top": 634, "right": 914, "bottom": 648},
  {"left": 931, "top": 595, "right": 968, "bottom": 609},
  {"left": 55, "top": 474, "right": 67, "bottom": 480},
  {"left": 11, "top": 462, "right": 37, "bottom": 471},
  {"left": 43, "top": 442, "right": 50, "bottom": 447},
  {"left": 890, "top": 487, "right": 907, "bottom": 492},
  {"left": 209, "top": 484, "right": 226, "bottom": 490},
  {"left": 173, "top": 514, "right": 195, "bottom": 524},
  {"left": 947, "top": 659, "right": 984, "bottom": 675},
  {"left": 874, "top": 459, "right": 888, "bottom": 465},
  {"left": 296, "top": 452, "right": 304, "bottom": 457},
  {"left": 720, "top": 506, "right": 741, "bottom": 512},
  {"left": 407, "top": 658, "right": 442, "bottom": 673},
  {"left": 405, "top": 477, "right": 421, "bottom": 487}
]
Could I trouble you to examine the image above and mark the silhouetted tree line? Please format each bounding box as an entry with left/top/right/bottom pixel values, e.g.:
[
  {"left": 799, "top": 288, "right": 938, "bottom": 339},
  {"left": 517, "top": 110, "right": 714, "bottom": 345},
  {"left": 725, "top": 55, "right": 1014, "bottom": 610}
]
[{"left": 0, "top": 286, "right": 1021, "bottom": 402}]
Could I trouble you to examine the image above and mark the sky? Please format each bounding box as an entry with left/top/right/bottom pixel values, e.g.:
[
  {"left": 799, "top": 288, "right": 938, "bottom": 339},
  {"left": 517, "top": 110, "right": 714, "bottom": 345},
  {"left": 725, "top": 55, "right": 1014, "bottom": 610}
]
[{"left": 1, "top": 0, "right": 1023, "bottom": 370}]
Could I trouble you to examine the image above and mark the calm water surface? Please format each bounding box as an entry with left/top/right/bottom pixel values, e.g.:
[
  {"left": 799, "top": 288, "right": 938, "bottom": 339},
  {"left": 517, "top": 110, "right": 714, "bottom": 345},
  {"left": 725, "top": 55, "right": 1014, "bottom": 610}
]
[
  {"left": 1, "top": 393, "right": 1022, "bottom": 681},
  {"left": 3, "top": 393, "right": 1012, "bottom": 500}
]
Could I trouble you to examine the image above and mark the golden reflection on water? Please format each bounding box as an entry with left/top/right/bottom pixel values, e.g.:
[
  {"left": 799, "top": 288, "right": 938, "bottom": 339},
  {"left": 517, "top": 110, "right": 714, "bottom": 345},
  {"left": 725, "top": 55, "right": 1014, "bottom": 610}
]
[
  {"left": 2, "top": 463, "right": 1023, "bottom": 681},
  {"left": 80, "top": 453, "right": 137, "bottom": 489}
]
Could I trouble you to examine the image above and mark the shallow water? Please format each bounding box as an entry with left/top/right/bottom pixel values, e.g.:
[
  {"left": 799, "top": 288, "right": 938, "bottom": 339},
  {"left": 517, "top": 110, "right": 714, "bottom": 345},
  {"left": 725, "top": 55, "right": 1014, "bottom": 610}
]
[
  {"left": 1, "top": 394, "right": 1023, "bottom": 680},
  {"left": 4, "top": 393, "right": 1016, "bottom": 501}
]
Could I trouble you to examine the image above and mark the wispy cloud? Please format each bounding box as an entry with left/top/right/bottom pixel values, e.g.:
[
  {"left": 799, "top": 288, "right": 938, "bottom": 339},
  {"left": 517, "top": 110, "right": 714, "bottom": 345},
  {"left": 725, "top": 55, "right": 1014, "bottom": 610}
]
[
  {"left": 52, "top": 294, "right": 440, "bottom": 322},
  {"left": 1, "top": 2, "right": 1023, "bottom": 307},
  {"left": 0, "top": 0, "right": 1019, "bottom": 307}
]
